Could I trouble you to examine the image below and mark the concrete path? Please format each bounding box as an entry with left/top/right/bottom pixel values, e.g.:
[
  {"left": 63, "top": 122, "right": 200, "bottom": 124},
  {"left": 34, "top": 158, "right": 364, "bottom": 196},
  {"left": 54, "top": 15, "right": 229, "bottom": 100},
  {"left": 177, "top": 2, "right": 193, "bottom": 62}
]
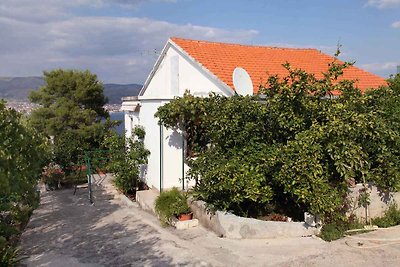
[{"left": 20, "top": 177, "right": 400, "bottom": 267}]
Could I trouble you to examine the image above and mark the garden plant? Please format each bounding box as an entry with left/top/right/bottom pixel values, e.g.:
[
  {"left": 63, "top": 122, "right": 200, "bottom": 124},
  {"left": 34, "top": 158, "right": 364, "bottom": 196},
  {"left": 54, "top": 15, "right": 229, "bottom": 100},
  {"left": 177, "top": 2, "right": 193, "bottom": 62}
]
[
  {"left": 155, "top": 188, "right": 191, "bottom": 225},
  {"left": 156, "top": 54, "right": 400, "bottom": 227},
  {"left": 0, "top": 101, "right": 50, "bottom": 265},
  {"left": 28, "top": 69, "right": 117, "bottom": 180},
  {"left": 103, "top": 126, "right": 150, "bottom": 196}
]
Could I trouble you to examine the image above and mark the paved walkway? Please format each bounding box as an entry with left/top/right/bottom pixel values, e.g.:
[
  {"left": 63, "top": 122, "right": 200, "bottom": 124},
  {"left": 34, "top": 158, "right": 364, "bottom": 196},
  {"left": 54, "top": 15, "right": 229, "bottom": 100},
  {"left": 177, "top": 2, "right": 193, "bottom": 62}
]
[{"left": 20, "top": 177, "right": 400, "bottom": 266}]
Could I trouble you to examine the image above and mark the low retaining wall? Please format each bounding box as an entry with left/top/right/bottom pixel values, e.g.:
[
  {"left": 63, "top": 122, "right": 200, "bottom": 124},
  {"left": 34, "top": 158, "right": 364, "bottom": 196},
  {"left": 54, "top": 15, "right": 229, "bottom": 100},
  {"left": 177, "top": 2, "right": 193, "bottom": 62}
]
[
  {"left": 189, "top": 199, "right": 318, "bottom": 239},
  {"left": 135, "top": 189, "right": 158, "bottom": 214}
]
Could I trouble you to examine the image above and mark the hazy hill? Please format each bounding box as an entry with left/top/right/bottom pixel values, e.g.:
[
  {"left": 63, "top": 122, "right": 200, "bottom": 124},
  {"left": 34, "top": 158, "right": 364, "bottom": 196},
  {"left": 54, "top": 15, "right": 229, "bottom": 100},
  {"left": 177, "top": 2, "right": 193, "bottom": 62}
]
[
  {"left": 0, "top": 77, "right": 45, "bottom": 100},
  {"left": 0, "top": 77, "right": 142, "bottom": 104},
  {"left": 103, "top": 83, "right": 142, "bottom": 104}
]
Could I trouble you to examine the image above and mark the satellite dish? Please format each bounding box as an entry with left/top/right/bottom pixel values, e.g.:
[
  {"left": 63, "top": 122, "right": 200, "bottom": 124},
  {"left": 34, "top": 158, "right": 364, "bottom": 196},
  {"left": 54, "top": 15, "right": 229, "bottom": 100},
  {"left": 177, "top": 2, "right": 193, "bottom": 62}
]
[{"left": 232, "top": 67, "right": 253, "bottom": 96}]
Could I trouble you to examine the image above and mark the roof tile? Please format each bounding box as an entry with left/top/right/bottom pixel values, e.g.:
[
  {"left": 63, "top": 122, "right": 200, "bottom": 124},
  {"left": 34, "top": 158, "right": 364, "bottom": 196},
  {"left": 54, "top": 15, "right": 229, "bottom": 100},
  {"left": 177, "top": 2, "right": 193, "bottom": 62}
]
[{"left": 171, "top": 37, "right": 387, "bottom": 94}]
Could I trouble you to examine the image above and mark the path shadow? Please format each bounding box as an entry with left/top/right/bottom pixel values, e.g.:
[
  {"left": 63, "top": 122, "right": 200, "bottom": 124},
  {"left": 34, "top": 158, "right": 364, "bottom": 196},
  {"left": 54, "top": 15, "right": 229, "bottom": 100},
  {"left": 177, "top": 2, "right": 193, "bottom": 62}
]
[{"left": 19, "top": 185, "right": 177, "bottom": 266}]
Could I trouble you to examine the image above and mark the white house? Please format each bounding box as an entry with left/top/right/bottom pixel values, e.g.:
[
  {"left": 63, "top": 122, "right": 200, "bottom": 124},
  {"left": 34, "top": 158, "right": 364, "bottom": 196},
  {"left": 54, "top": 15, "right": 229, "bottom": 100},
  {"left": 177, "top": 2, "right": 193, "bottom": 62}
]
[{"left": 121, "top": 37, "right": 387, "bottom": 192}]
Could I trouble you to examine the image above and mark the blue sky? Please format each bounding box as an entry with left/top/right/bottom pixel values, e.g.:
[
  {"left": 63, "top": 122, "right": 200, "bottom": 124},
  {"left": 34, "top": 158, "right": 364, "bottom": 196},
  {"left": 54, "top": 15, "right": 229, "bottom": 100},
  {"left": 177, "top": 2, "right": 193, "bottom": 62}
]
[{"left": 0, "top": 0, "right": 399, "bottom": 83}]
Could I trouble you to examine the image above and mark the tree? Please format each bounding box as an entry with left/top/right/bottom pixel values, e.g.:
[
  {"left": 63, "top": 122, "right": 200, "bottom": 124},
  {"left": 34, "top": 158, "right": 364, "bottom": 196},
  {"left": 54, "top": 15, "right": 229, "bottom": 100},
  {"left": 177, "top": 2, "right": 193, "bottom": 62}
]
[
  {"left": 29, "top": 69, "right": 114, "bottom": 171},
  {"left": 156, "top": 62, "right": 400, "bottom": 221},
  {"left": 0, "top": 100, "right": 49, "bottom": 264}
]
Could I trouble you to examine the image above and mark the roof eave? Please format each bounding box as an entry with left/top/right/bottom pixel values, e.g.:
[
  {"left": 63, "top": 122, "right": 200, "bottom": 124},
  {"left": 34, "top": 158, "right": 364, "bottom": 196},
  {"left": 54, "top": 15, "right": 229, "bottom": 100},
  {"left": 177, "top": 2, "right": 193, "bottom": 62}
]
[
  {"left": 169, "top": 38, "right": 236, "bottom": 97},
  {"left": 139, "top": 40, "right": 172, "bottom": 96}
]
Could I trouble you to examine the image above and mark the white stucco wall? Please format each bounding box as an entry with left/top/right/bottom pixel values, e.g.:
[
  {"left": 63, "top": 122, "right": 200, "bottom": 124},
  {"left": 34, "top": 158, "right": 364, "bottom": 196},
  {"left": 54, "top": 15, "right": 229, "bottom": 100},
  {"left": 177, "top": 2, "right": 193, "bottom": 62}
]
[
  {"left": 348, "top": 184, "right": 400, "bottom": 220},
  {"left": 124, "top": 113, "right": 131, "bottom": 139},
  {"left": 137, "top": 100, "right": 193, "bottom": 191},
  {"left": 162, "top": 127, "right": 182, "bottom": 189},
  {"left": 141, "top": 44, "right": 233, "bottom": 99},
  {"left": 124, "top": 41, "right": 234, "bottom": 191},
  {"left": 124, "top": 112, "right": 139, "bottom": 139},
  {"left": 137, "top": 100, "right": 162, "bottom": 190}
]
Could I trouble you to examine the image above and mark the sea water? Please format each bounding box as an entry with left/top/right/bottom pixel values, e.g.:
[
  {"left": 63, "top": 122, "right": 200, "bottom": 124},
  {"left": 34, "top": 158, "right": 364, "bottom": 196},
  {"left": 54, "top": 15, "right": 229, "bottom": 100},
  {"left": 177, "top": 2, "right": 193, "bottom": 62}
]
[{"left": 109, "top": 112, "right": 125, "bottom": 135}]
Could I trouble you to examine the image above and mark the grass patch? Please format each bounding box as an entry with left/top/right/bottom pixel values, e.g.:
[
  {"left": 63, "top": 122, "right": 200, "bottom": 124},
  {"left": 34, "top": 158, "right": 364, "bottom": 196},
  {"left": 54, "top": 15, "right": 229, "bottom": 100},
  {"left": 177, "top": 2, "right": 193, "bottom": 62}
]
[
  {"left": 319, "top": 218, "right": 364, "bottom": 241},
  {"left": 320, "top": 203, "right": 400, "bottom": 241},
  {"left": 372, "top": 203, "right": 400, "bottom": 228}
]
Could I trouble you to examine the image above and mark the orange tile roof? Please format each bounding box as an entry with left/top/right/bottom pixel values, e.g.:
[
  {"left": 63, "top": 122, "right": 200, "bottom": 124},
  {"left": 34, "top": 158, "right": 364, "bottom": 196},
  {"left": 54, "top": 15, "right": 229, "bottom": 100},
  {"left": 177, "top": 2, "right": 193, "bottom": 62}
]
[{"left": 170, "top": 37, "right": 387, "bottom": 94}]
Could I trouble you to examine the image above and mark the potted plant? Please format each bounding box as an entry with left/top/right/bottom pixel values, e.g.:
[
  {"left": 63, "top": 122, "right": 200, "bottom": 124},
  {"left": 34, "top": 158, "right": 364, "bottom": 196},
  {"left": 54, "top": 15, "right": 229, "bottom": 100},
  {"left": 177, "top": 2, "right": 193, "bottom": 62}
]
[{"left": 155, "top": 187, "right": 192, "bottom": 225}]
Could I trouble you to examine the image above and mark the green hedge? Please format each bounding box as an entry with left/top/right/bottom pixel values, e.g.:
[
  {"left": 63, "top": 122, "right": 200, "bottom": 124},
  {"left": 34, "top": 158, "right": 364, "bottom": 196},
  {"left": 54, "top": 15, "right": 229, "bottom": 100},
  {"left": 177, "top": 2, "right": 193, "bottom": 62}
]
[{"left": 0, "top": 100, "right": 50, "bottom": 265}]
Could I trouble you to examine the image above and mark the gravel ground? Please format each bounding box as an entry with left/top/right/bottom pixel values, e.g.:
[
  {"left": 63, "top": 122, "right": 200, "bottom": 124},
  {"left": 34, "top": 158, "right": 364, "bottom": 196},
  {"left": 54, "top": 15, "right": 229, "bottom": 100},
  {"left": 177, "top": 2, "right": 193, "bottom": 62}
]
[{"left": 20, "top": 177, "right": 400, "bottom": 267}]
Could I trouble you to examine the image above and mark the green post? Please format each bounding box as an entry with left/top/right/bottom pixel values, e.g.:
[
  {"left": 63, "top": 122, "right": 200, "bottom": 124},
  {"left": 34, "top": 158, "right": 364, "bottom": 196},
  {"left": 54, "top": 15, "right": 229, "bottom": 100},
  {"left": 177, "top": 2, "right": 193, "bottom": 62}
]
[
  {"left": 182, "top": 133, "right": 185, "bottom": 191},
  {"left": 159, "top": 123, "right": 163, "bottom": 193}
]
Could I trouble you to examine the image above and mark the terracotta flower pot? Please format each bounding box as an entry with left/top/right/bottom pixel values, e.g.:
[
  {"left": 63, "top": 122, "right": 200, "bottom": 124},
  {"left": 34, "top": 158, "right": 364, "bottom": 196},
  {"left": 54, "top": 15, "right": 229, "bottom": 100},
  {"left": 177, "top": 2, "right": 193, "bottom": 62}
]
[{"left": 178, "top": 212, "right": 193, "bottom": 221}]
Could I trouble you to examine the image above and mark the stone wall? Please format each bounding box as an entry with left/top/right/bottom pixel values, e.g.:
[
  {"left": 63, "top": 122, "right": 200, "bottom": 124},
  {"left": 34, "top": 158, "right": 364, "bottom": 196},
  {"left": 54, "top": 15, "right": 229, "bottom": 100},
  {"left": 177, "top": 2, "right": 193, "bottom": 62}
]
[{"left": 189, "top": 199, "right": 318, "bottom": 239}]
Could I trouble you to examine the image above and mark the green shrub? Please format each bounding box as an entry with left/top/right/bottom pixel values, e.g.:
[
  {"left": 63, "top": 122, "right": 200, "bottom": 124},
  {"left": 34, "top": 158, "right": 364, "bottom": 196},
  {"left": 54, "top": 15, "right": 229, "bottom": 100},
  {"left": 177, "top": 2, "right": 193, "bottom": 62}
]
[
  {"left": 190, "top": 150, "right": 274, "bottom": 217},
  {"left": 133, "top": 126, "right": 146, "bottom": 140},
  {"left": 0, "top": 242, "right": 23, "bottom": 267},
  {"left": 1, "top": 100, "right": 49, "bottom": 263},
  {"left": 0, "top": 221, "right": 19, "bottom": 241},
  {"left": 155, "top": 188, "right": 190, "bottom": 225},
  {"left": 319, "top": 223, "right": 345, "bottom": 241},
  {"left": 319, "top": 217, "right": 364, "bottom": 241},
  {"left": 103, "top": 127, "right": 150, "bottom": 195},
  {"left": 372, "top": 203, "right": 400, "bottom": 228},
  {"left": 156, "top": 64, "right": 400, "bottom": 222}
]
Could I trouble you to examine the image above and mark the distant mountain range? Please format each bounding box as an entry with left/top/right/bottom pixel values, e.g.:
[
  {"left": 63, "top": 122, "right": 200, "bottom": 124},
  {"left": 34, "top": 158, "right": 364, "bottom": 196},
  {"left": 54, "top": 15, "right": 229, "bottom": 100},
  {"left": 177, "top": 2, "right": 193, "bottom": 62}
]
[
  {"left": 103, "top": 83, "right": 142, "bottom": 104},
  {"left": 0, "top": 77, "right": 142, "bottom": 104}
]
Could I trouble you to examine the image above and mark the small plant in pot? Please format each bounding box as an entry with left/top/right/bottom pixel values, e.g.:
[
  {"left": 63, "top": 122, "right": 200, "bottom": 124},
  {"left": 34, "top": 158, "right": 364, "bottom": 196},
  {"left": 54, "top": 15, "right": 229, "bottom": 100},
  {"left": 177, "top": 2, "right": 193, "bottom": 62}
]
[{"left": 155, "top": 187, "right": 192, "bottom": 225}]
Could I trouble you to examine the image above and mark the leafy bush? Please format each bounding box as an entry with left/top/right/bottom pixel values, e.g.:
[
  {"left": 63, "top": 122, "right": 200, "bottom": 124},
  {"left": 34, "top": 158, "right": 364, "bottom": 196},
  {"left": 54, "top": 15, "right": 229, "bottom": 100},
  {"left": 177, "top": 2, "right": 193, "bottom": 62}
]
[
  {"left": 156, "top": 58, "right": 400, "bottom": 222},
  {"left": 372, "top": 203, "right": 400, "bottom": 228},
  {"left": 0, "top": 100, "right": 50, "bottom": 264},
  {"left": 191, "top": 148, "right": 274, "bottom": 217},
  {"left": 319, "top": 216, "right": 364, "bottom": 241},
  {"left": 319, "top": 223, "right": 345, "bottom": 242},
  {"left": 133, "top": 126, "right": 146, "bottom": 140},
  {"left": 155, "top": 188, "right": 190, "bottom": 225},
  {"left": 103, "top": 127, "right": 150, "bottom": 195},
  {"left": 0, "top": 243, "right": 22, "bottom": 267}
]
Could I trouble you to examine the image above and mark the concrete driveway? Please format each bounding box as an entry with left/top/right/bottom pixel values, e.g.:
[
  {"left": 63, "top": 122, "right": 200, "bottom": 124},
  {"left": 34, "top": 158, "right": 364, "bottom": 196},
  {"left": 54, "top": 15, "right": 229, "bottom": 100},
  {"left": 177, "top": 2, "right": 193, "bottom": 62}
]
[{"left": 20, "top": 178, "right": 400, "bottom": 267}]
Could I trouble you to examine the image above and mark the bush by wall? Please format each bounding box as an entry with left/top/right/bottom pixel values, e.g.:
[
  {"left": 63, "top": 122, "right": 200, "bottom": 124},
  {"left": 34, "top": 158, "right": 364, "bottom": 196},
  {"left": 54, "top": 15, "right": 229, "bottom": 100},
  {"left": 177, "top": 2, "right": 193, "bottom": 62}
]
[
  {"left": 372, "top": 203, "right": 400, "bottom": 228},
  {"left": 156, "top": 58, "right": 400, "bottom": 222},
  {"left": 155, "top": 188, "right": 190, "bottom": 225},
  {"left": 103, "top": 127, "right": 150, "bottom": 196},
  {"left": 0, "top": 100, "right": 50, "bottom": 265}
]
